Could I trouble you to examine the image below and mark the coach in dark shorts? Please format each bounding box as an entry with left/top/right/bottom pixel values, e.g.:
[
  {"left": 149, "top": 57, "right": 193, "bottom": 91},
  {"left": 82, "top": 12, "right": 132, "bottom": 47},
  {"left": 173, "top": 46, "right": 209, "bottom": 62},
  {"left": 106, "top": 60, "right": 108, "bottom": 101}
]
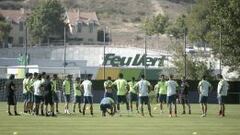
[
  {"left": 84, "top": 96, "right": 93, "bottom": 104},
  {"left": 180, "top": 77, "right": 191, "bottom": 114},
  {"left": 43, "top": 75, "right": 55, "bottom": 116},
  {"left": 35, "top": 95, "right": 43, "bottom": 104},
  {"left": 199, "top": 95, "right": 208, "bottom": 104},
  {"left": 130, "top": 92, "right": 138, "bottom": 102},
  {"left": 167, "top": 94, "right": 177, "bottom": 104},
  {"left": 159, "top": 94, "right": 167, "bottom": 103},
  {"left": 105, "top": 92, "right": 114, "bottom": 99},
  {"left": 65, "top": 95, "right": 71, "bottom": 103},
  {"left": 5, "top": 74, "right": 19, "bottom": 116},
  {"left": 43, "top": 81, "right": 54, "bottom": 106},
  {"left": 75, "top": 96, "right": 82, "bottom": 104},
  {"left": 139, "top": 96, "right": 149, "bottom": 105},
  {"left": 218, "top": 96, "right": 226, "bottom": 105},
  {"left": 117, "top": 95, "right": 128, "bottom": 103},
  {"left": 217, "top": 95, "right": 227, "bottom": 117}
]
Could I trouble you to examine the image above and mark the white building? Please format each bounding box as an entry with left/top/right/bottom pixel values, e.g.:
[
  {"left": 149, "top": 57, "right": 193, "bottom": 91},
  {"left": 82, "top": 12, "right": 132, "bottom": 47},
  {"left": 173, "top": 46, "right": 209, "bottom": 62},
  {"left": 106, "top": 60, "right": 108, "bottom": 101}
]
[{"left": 66, "top": 10, "right": 100, "bottom": 44}]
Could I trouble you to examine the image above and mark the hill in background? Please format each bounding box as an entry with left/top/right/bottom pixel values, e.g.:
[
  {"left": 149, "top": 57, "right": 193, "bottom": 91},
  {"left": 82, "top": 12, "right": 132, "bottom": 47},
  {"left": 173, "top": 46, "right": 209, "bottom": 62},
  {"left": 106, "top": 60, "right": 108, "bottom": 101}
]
[{"left": 0, "top": 0, "right": 193, "bottom": 49}]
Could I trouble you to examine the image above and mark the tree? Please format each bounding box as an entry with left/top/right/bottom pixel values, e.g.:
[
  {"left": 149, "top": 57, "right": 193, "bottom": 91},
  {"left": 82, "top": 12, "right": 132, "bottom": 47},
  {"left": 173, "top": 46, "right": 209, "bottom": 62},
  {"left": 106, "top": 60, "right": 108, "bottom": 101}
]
[
  {"left": 167, "top": 13, "right": 214, "bottom": 80},
  {"left": 142, "top": 14, "right": 169, "bottom": 36},
  {"left": 171, "top": 42, "right": 214, "bottom": 80},
  {"left": 187, "top": 0, "right": 240, "bottom": 72},
  {"left": 27, "top": 0, "right": 66, "bottom": 44},
  {"left": 207, "top": 0, "right": 240, "bottom": 72},
  {"left": 0, "top": 14, "right": 11, "bottom": 47},
  {"left": 166, "top": 14, "right": 187, "bottom": 40},
  {"left": 187, "top": 0, "right": 211, "bottom": 49}
]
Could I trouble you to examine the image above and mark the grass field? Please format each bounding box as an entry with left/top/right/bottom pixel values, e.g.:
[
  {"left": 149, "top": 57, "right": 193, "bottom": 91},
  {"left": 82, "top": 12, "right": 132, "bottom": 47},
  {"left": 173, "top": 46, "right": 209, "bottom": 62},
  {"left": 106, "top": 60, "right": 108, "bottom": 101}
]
[{"left": 0, "top": 102, "right": 239, "bottom": 135}]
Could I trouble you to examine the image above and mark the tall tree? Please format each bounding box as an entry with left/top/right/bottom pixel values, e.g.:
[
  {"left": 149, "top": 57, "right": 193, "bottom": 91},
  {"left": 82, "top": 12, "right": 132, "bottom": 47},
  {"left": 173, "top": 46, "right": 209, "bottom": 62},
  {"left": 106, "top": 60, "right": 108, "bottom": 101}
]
[
  {"left": 187, "top": 0, "right": 211, "bottom": 49},
  {"left": 170, "top": 42, "right": 214, "bottom": 80},
  {"left": 167, "top": 14, "right": 214, "bottom": 80},
  {"left": 166, "top": 14, "right": 187, "bottom": 40},
  {"left": 188, "top": 0, "right": 240, "bottom": 72},
  {"left": 0, "top": 14, "right": 11, "bottom": 47},
  {"left": 27, "top": 0, "right": 66, "bottom": 43},
  {"left": 142, "top": 14, "right": 169, "bottom": 36},
  {"left": 207, "top": 0, "right": 240, "bottom": 71}
]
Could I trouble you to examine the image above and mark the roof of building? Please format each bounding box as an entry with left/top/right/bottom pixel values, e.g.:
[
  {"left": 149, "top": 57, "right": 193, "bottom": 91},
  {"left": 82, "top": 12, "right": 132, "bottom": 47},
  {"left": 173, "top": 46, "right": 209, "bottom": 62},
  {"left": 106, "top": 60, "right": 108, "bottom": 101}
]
[
  {"left": 0, "top": 9, "right": 99, "bottom": 25},
  {"left": 66, "top": 10, "right": 100, "bottom": 25},
  {"left": 0, "top": 9, "right": 30, "bottom": 23}
]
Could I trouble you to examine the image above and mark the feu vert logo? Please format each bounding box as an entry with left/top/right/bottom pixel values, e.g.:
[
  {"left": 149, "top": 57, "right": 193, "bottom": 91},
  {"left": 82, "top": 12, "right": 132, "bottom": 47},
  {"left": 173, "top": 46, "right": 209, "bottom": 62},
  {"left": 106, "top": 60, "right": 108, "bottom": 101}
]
[{"left": 103, "top": 53, "right": 166, "bottom": 67}]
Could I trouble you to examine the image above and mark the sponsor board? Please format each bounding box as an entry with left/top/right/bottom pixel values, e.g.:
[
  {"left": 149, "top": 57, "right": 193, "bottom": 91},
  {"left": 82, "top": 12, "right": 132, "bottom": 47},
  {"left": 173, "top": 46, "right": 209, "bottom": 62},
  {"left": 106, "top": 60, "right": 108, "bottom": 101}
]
[{"left": 103, "top": 53, "right": 166, "bottom": 67}]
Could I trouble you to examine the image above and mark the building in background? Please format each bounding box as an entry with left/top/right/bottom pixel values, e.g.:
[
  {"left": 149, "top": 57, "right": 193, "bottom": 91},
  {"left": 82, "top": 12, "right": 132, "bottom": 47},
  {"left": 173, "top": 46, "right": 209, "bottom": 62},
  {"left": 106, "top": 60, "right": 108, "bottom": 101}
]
[
  {"left": 0, "top": 9, "right": 100, "bottom": 47},
  {"left": 0, "top": 9, "right": 30, "bottom": 47},
  {"left": 66, "top": 10, "right": 100, "bottom": 45}
]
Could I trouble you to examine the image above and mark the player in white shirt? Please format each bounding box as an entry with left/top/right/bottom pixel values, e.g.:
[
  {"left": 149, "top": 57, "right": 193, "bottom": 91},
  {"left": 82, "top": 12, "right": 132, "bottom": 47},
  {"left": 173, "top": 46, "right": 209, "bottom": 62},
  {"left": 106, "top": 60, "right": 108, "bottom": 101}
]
[
  {"left": 26, "top": 73, "right": 34, "bottom": 114},
  {"left": 40, "top": 72, "right": 46, "bottom": 115},
  {"left": 166, "top": 75, "right": 179, "bottom": 117},
  {"left": 33, "top": 75, "right": 43, "bottom": 115},
  {"left": 198, "top": 75, "right": 212, "bottom": 117},
  {"left": 134, "top": 74, "right": 153, "bottom": 117},
  {"left": 23, "top": 73, "right": 29, "bottom": 113},
  {"left": 81, "top": 74, "right": 93, "bottom": 116},
  {"left": 217, "top": 74, "right": 229, "bottom": 117}
]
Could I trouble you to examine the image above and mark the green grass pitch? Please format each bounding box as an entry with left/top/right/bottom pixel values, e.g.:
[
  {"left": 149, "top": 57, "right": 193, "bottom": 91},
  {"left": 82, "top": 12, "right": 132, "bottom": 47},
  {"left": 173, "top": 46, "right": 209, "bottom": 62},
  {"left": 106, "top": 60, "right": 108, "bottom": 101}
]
[{"left": 0, "top": 102, "right": 239, "bottom": 135}]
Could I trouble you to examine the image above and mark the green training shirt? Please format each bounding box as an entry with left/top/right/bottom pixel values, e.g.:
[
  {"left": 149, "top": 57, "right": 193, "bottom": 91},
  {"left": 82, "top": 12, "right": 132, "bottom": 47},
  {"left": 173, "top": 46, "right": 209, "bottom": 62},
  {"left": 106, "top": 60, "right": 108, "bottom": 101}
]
[
  {"left": 23, "top": 78, "right": 28, "bottom": 94},
  {"left": 26, "top": 78, "right": 34, "bottom": 92},
  {"left": 104, "top": 80, "right": 113, "bottom": 92},
  {"left": 74, "top": 82, "right": 82, "bottom": 96},
  {"left": 128, "top": 81, "right": 137, "bottom": 94},
  {"left": 113, "top": 79, "right": 128, "bottom": 96},
  {"left": 157, "top": 81, "right": 167, "bottom": 95},
  {"left": 63, "top": 80, "right": 71, "bottom": 95},
  {"left": 51, "top": 80, "right": 57, "bottom": 92}
]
